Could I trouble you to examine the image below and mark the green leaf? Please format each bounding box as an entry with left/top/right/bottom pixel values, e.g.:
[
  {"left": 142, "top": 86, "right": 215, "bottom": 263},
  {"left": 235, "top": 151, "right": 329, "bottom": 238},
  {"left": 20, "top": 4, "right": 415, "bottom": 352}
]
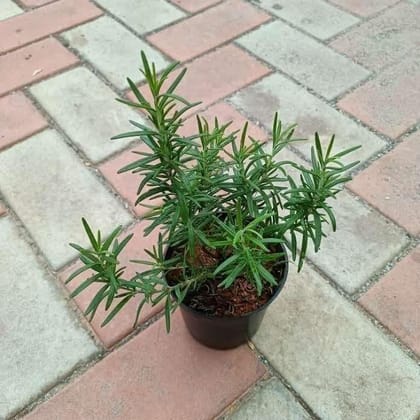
[
  {"left": 101, "top": 295, "right": 132, "bottom": 327},
  {"left": 82, "top": 218, "right": 99, "bottom": 251}
]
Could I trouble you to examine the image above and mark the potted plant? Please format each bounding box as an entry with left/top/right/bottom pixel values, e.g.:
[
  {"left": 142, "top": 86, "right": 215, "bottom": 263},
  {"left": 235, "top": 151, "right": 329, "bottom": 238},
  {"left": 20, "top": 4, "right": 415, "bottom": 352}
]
[{"left": 67, "top": 52, "right": 359, "bottom": 349}]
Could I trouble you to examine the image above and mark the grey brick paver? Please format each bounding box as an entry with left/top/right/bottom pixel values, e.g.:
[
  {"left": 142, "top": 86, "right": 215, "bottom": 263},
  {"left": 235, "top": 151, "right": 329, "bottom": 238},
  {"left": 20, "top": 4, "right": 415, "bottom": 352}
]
[
  {"left": 0, "top": 217, "right": 98, "bottom": 419},
  {"left": 62, "top": 16, "right": 169, "bottom": 90},
  {"left": 252, "top": 0, "right": 359, "bottom": 40},
  {"left": 94, "top": 0, "right": 185, "bottom": 35},
  {"left": 226, "top": 378, "right": 311, "bottom": 420},
  {"left": 31, "top": 67, "right": 141, "bottom": 163},
  {"left": 0, "top": 0, "right": 22, "bottom": 20},
  {"left": 230, "top": 73, "right": 386, "bottom": 167},
  {"left": 308, "top": 191, "right": 409, "bottom": 293},
  {"left": 253, "top": 265, "right": 420, "bottom": 420},
  {"left": 237, "top": 21, "right": 369, "bottom": 100},
  {"left": 0, "top": 129, "right": 132, "bottom": 269}
]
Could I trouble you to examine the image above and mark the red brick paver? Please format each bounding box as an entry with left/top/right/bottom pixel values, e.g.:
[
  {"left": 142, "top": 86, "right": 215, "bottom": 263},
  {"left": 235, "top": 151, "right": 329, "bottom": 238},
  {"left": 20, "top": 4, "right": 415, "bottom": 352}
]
[
  {"left": 0, "top": 38, "right": 78, "bottom": 96},
  {"left": 359, "top": 246, "right": 420, "bottom": 356},
  {"left": 134, "top": 45, "right": 271, "bottom": 117},
  {"left": 328, "top": 0, "right": 399, "bottom": 17},
  {"left": 348, "top": 131, "right": 420, "bottom": 236},
  {"left": 99, "top": 143, "right": 160, "bottom": 217},
  {"left": 0, "top": 202, "right": 7, "bottom": 217},
  {"left": 147, "top": 0, "right": 271, "bottom": 61},
  {"left": 169, "top": 0, "right": 221, "bottom": 13},
  {"left": 338, "top": 54, "right": 420, "bottom": 139},
  {"left": 60, "top": 220, "right": 162, "bottom": 348},
  {"left": 0, "top": 0, "right": 102, "bottom": 54},
  {"left": 25, "top": 312, "right": 266, "bottom": 420},
  {"left": 0, "top": 92, "right": 47, "bottom": 151},
  {"left": 330, "top": 3, "right": 420, "bottom": 71}
]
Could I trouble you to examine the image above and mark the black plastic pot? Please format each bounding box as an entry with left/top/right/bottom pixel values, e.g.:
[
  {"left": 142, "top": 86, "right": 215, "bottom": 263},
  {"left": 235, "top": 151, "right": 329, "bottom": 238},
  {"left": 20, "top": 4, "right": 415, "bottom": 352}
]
[{"left": 171, "top": 244, "right": 289, "bottom": 350}]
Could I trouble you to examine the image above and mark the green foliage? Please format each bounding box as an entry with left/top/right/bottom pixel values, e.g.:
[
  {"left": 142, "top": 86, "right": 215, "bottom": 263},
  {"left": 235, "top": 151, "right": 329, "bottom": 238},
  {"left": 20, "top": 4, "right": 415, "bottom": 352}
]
[{"left": 67, "top": 51, "right": 360, "bottom": 331}]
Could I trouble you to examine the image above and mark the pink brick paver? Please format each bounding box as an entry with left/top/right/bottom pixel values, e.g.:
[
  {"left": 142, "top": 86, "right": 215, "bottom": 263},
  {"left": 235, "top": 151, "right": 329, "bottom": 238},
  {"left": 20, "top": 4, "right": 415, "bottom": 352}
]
[
  {"left": 0, "top": 38, "right": 78, "bottom": 97},
  {"left": 0, "top": 0, "right": 103, "bottom": 54},
  {"left": 25, "top": 312, "right": 266, "bottom": 420},
  {"left": 0, "top": 202, "right": 6, "bottom": 217},
  {"left": 338, "top": 54, "right": 420, "bottom": 139},
  {"left": 330, "top": 3, "right": 420, "bottom": 71},
  {"left": 135, "top": 45, "right": 271, "bottom": 117},
  {"left": 359, "top": 246, "right": 420, "bottom": 356},
  {"left": 348, "top": 131, "right": 420, "bottom": 236},
  {"left": 328, "top": 0, "right": 399, "bottom": 17},
  {"left": 60, "top": 221, "right": 163, "bottom": 348},
  {"left": 99, "top": 142, "right": 161, "bottom": 217},
  {"left": 0, "top": 92, "right": 47, "bottom": 151},
  {"left": 169, "top": 0, "right": 221, "bottom": 13},
  {"left": 147, "top": 0, "right": 271, "bottom": 61}
]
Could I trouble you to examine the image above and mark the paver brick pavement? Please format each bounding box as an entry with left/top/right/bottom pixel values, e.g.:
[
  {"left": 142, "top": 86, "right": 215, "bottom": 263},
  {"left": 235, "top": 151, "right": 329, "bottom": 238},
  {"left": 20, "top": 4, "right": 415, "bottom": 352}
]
[
  {"left": 237, "top": 20, "right": 369, "bottom": 100},
  {"left": 25, "top": 312, "right": 266, "bottom": 420},
  {"left": 0, "top": 130, "right": 132, "bottom": 269},
  {"left": 0, "top": 92, "right": 47, "bottom": 151},
  {"left": 0, "top": 37, "right": 78, "bottom": 97},
  {"left": 0, "top": 0, "right": 103, "bottom": 54},
  {"left": 169, "top": 0, "right": 221, "bottom": 13},
  {"left": 338, "top": 52, "right": 420, "bottom": 138},
  {"left": 252, "top": 0, "right": 359, "bottom": 40},
  {"left": 328, "top": 0, "right": 399, "bottom": 16},
  {"left": 359, "top": 246, "right": 420, "bottom": 356},
  {"left": 0, "top": 217, "right": 98, "bottom": 419},
  {"left": 253, "top": 265, "right": 420, "bottom": 420},
  {"left": 0, "top": 0, "right": 22, "bottom": 20},
  {"left": 147, "top": 0, "right": 271, "bottom": 62},
  {"left": 348, "top": 131, "right": 420, "bottom": 236}
]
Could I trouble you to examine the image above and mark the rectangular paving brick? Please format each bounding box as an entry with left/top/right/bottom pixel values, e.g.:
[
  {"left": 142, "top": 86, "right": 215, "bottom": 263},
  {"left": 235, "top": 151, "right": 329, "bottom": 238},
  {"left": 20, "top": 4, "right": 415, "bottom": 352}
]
[
  {"left": 348, "top": 131, "right": 420, "bottom": 236},
  {"left": 328, "top": 0, "right": 399, "bottom": 16},
  {"left": 63, "top": 16, "right": 169, "bottom": 90},
  {"left": 169, "top": 0, "right": 221, "bottom": 12},
  {"left": 0, "top": 92, "right": 47, "bottom": 151},
  {"left": 0, "top": 202, "right": 6, "bottom": 217},
  {"left": 0, "top": 37, "right": 78, "bottom": 96},
  {"left": 0, "top": 0, "right": 22, "bottom": 20},
  {"left": 19, "top": 0, "right": 56, "bottom": 6},
  {"left": 31, "top": 67, "right": 139, "bottom": 162},
  {"left": 147, "top": 0, "right": 271, "bottom": 61},
  {"left": 0, "top": 0, "right": 103, "bottom": 54},
  {"left": 238, "top": 21, "right": 369, "bottom": 100},
  {"left": 135, "top": 45, "right": 271, "bottom": 118},
  {"left": 359, "top": 246, "right": 420, "bottom": 356},
  {"left": 253, "top": 0, "right": 359, "bottom": 40},
  {"left": 230, "top": 73, "right": 386, "bottom": 168},
  {"left": 95, "top": 0, "right": 185, "bottom": 34},
  {"left": 226, "top": 378, "right": 311, "bottom": 419},
  {"left": 330, "top": 3, "right": 420, "bottom": 71},
  {"left": 60, "top": 220, "right": 163, "bottom": 348},
  {"left": 0, "top": 217, "right": 97, "bottom": 419},
  {"left": 253, "top": 265, "right": 420, "bottom": 419},
  {"left": 308, "top": 191, "right": 408, "bottom": 293},
  {"left": 0, "top": 130, "right": 132, "bottom": 269},
  {"left": 338, "top": 54, "right": 420, "bottom": 139},
  {"left": 99, "top": 143, "right": 160, "bottom": 216},
  {"left": 25, "top": 312, "right": 266, "bottom": 420}
]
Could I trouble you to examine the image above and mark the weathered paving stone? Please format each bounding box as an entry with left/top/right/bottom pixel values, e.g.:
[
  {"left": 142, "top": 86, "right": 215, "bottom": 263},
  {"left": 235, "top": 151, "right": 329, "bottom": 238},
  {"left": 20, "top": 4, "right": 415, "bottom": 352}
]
[
  {"left": 0, "top": 217, "right": 98, "bottom": 419},
  {"left": 230, "top": 73, "right": 386, "bottom": 168},
  {"left": 24, "top": 312, "right": 266, "bottom": 420},
  {"left": 94, "top": 0, "right": 185, "bottom": 35},
  {"left": 359, "top": 246, "right": 420, "bottom": 356},
  {"left": 253, "top": 265, "right": 420, "bottom": 420},
  {"left": 62, "top": 16, "right": 169, "bottom": 90},
  {"left": 328, "top": 0, "right": 399, "bottom": 16},
  {"left": 0, "top": 130, "right": 132, "bottom": 269},
  {"left": 169, "top": 0, "right": 221, "bottom": 12},
  {"left": 251, "top": 0, "right": 359, "bottom": 40},
  {"left": 31, "top": 67, "right": 140, "bottom": 162},
  {"left": 308, "top": 191, "right": 409, "bottom": 293},
  {"left": 237, "top": 21, "right": 369, "bottom": 100},
  {"left": 330, "top": 2, "right": 420, "bottom": 71},
  {"left": 226, "top": 378, "right": 311, "bottom": 420},
  {"left": 0, "top": 0, "right": 23, "bottom": 20}
]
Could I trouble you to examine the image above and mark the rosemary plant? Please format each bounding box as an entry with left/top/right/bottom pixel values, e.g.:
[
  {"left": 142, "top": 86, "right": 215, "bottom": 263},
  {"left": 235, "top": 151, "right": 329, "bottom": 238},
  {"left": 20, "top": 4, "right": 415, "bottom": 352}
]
[{"left": 67, "top": 52, "right": 359, "bottom": 331}]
